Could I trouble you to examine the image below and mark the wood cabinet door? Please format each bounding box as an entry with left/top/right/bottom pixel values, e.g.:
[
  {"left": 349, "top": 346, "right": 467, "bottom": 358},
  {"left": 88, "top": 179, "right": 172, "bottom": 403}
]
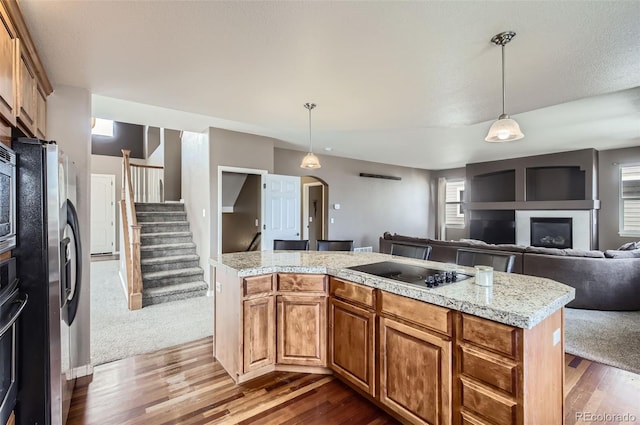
[
  {"left": 35, "top": 85, "right": 46, "bottom": 139},
  {"left": 15, "top": 39, "right": 36, "bottom": 135},
  {"left": 0, "top": 5, "right": 16, "bottom": 126},
  {"left": 329, "top": 297, "right": 375, "bottom": 396},
  {"left": 277, "top": 295, "right": 326, "bottom": 366},
  {"left": 243, "top": 296, "right": 275, "bottom": 373},
  {"left": 379, "top": 317, "right": 452, "bottom": 425}
]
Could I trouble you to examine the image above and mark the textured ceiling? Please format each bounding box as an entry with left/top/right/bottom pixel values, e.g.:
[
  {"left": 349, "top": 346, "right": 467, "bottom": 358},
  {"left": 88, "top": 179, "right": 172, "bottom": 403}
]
[{"left": 19, "top": 0, "right": 640, "bottom": 169}]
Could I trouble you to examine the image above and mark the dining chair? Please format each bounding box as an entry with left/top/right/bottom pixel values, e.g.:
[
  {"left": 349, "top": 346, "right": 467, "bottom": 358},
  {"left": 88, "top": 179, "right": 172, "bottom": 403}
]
[
  {"left": 316, "top": 240, "right": 354, "bottom": 251},
  {"left": 273, "top": 239, "right": 310, "bottom": 251},
  {"left": 390, "top": 242, "right": 432, "bottom": 260},
  {"left": 455, "top": 248, "right": 516, "bottom": 273}
]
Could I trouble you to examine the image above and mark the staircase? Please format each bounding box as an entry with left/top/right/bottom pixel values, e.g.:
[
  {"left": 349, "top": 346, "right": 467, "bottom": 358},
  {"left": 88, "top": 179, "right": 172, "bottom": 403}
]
[{"left": 135, "top": 202, "right": 207, "bottom": 307}]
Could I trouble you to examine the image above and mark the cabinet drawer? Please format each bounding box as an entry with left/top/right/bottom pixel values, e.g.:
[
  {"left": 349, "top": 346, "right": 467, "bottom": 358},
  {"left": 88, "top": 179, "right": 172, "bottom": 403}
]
[
  {"left": 379, "top": 291, "right": 451, "bottom": 336},
  {"left": 460, "top": 346, "right": 518, "bottom": 396},
  {"left": 329, "top": 277, "right": 375, "bottom": 309},
  {"left": 460, "top": 410, "right": 494, "bottom": 425},
  {"left": 243, "top": 274, "right": 273, "bottom": 298},
  {"left": 461, "top": 314, "right": 519, "bottom": 359},
  {"left": 461, "top": 378, "right": 516, "bottom": 425},
  {"left": 277, "top": 273, "right": 326, "bottom": 293}
]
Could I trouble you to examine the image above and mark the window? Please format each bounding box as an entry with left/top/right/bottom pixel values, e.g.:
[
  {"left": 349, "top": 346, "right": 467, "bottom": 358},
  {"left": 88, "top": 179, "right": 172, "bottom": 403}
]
[
  {"left": 91, "top": 118, "right": 114, "bottom": 137},
  {"left": 620, "top": 165, "right": 640, "bottom": 236},
  {"left": 445, "top": 180, "right": 465, "bottom": 227}
]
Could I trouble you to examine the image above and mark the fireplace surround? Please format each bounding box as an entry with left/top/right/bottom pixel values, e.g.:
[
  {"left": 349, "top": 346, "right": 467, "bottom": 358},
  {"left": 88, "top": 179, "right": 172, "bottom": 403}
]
[{"left": 515, "top": 210, "right": 592, "bottom": 250}]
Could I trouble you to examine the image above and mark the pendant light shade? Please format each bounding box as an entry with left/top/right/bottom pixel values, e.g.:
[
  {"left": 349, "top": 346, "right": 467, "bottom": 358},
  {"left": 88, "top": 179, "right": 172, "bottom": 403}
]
[
  {"left": 300, "top": 102, "right": 321, "bottom": 169},
  {"left": 300, "top": 152, "right": 321, "bottom": 169},
  {"left": 485, "top": 115, "right": 524, "bottom": 142},
  {"left": 485, "top": 31, "right": 524, "bottom": 143}
]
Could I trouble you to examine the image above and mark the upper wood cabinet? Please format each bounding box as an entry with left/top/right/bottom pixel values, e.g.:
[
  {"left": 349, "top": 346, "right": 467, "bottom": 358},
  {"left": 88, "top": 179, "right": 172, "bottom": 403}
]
[
  {"left": 0, "top": 3, "right": 16, "bottom": 126},
  {"left": 36, "top": 84, "right": 46, "bottom": 138},
  {"left": 16, "top": 39, "right": 36, "bottom": 135},
  {"left": 0, "top": 1, "right": 52, "bottom": 134}
]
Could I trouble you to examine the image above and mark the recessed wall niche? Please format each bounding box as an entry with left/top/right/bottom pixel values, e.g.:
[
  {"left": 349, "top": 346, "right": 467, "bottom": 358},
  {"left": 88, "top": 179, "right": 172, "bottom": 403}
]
[
  {"left": 469, "top": 170, "right": 516, "bottom": 202},
  {"left": 526, "top": 166, "right": 586, "bottom": 201}
]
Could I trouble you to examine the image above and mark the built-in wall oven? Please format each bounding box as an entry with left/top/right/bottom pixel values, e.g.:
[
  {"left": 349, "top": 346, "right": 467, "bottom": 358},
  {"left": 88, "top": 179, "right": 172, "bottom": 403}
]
[
  {"left": 0, "top": 144, "right": 16, "bottom": 254},
  {"left": 0, "top": 258, "right": 27, "bottom": 425}
]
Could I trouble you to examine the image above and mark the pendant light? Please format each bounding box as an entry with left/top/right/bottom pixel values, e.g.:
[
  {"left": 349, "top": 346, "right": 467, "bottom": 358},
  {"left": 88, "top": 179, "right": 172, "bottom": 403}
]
[
  {"left": 300, "top": 102, "right": 321, "bottom": 169},
  {"left": 485, "top": 31, "right": 524, "bottom": 143}
]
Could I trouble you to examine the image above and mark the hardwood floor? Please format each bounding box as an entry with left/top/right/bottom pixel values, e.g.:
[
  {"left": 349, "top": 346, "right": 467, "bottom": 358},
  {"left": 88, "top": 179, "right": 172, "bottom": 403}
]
[{"left": 68, "top": 337, "right": 640, "bottom": 425}]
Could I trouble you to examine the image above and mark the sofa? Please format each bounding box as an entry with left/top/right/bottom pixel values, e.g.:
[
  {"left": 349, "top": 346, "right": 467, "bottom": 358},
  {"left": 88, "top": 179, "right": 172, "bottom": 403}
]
[{"left": 379, "top": 233, "right": 640, "bottom": 311}]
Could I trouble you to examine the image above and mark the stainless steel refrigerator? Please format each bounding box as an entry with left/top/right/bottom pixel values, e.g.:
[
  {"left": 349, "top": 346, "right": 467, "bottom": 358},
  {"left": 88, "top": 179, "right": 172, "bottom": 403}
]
[{"left": 13, "top": 138, "right": 83, "bottom": 425}]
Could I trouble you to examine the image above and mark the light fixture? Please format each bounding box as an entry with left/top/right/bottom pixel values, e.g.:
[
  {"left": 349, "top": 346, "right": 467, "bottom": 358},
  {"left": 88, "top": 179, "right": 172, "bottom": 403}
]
[
  {"left": 485, "top": 31, "right": 524, "bottom": 143},
  {"left": 300, "top": 102, "right": 321, "bottom": 169}
]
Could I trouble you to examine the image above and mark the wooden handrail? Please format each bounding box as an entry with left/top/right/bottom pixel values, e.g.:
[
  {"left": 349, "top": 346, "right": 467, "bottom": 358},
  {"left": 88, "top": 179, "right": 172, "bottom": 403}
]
[
  {"left": 130, "top": 163, "right": 164, "bottom": 170},
  {"left": 121, "top": 149, "right": 142, "bottom": 310}
]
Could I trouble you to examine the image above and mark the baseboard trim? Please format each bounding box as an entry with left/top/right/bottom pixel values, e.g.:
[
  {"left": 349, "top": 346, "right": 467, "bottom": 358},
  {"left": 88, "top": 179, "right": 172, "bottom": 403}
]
[{"left": 70, "top": 363, "right": 94, "bottom": 379}]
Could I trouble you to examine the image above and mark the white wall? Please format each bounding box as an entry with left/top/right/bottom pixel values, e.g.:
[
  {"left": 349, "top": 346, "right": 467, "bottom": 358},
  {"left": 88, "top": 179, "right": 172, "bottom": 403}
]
[
  {"left": 181, "top": 131, "right": 211, "bottom": 285},
  {"left": 275, "top": 148, "right": 433, "bottom": 249},
  {"left": 47, "top": 85, "right": 92, "bottom": 372}
]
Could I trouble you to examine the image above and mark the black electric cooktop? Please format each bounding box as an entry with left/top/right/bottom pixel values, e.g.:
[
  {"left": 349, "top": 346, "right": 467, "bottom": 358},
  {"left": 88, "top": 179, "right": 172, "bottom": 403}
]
[{"left": 347, "top": 261, "right": 471, "bottom": 288}]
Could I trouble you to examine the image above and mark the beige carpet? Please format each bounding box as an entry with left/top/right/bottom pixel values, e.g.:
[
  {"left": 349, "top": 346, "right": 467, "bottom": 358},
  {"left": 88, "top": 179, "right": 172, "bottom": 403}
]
[
  {"left": 90, "top": 260, "right": 213, "bottom": 365},
  {"left": 564, "top": 307, "right": 640, "bottom": 374}
]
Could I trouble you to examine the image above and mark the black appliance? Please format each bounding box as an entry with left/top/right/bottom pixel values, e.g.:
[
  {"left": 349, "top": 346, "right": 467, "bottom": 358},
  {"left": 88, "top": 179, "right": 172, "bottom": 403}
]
[
  {"left": 0, "top": 258, "right": 27, "bottom": 425},
  {"left": 347, "top": 261, "right": 470, "bottom": 288},
  {"left": 13, "top": 138, "right": 83, "bottom": 425},
  {"left": 0, "top": 144, "right": 16, "bottom": 254}
]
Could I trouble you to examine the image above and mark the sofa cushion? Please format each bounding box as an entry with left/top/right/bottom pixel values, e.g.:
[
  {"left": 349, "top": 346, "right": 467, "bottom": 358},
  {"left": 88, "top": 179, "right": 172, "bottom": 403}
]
[
  {"left": 563, "top": 249, "right": 605, "bottom": 258},
  {"left": 392, "top": 233, "right": 430, "bottom": 245},
  {"left": 427, "top": 238, "right": 471, "bottom": 247},
  {"left": 604, "top": 248, "right": 640, "bottom": 259},
  {"left": 617, "top": 241, "right": 639, "bottom": 250},
  {"left": 525, "top": 246, "right": 567, "bottom": 256}
]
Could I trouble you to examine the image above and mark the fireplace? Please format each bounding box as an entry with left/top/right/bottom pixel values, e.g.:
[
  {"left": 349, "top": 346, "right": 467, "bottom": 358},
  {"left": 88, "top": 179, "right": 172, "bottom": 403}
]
[{"left": 530, "top": 217, "right": 572, "bottom": 249}]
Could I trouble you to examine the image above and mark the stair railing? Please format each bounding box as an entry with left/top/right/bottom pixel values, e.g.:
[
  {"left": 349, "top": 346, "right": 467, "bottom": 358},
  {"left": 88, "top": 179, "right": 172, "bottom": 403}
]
[
  {"left": 129, "top": 163, "right": 164, "bottom": 203},
  {"left": 121, "top": 149, "right": 143, "bottom": 310}
]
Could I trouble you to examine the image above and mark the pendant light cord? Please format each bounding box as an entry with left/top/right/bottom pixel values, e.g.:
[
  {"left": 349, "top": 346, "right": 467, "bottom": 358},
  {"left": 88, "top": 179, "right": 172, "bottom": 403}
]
[
  {"left": 308, "top": 106, "right": 313, "bottom": 153},
  {"left": 502, "top": 43, "right": 506, "bottom": 116}
]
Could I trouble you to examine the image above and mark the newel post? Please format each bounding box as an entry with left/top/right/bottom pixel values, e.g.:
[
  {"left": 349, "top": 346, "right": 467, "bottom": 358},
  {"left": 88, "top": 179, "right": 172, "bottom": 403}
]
[
  {"left": 129, "top": 224, "right": 143, "bottom": 310},
  {"left": 121, "top": 149, "right": 131, "bottom": 200}
]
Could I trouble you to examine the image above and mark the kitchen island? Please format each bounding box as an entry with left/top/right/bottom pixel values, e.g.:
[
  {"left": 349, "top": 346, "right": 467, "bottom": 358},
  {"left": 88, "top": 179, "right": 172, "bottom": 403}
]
[{"left": 210, "top": 251, "right": 575, "bottom": 425}]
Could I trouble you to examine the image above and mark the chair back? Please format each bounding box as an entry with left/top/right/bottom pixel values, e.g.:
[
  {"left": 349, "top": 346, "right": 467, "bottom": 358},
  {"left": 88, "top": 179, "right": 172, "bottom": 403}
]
[
  {"left": 456, "top": 248, "right": 516, "bottom": 273},
  {"left": 391, "top": 242, "right": 432, "bottom": 260},
  {"left": 316, "top": 240, "right": 354, "bottom": 251},
  {"left": 273, "top": 239, "right": 309, "bottom": 251}
]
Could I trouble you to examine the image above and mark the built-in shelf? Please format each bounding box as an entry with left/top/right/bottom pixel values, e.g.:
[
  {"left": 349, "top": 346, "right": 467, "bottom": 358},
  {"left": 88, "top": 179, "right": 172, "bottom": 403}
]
[{"left": 464, "top": 200, "right": 601, "bottom": 211}]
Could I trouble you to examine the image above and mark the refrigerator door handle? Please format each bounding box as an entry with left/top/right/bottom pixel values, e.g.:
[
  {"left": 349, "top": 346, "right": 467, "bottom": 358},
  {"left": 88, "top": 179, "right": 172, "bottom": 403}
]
[{"left": 65, "top": 200, "right": 82, "bottom": 326}]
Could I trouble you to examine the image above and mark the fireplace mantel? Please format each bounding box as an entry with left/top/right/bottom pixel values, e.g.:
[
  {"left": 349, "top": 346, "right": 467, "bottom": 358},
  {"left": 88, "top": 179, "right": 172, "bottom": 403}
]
[{"left": 464, "top": 200, "right": 600, "bottom": 211}]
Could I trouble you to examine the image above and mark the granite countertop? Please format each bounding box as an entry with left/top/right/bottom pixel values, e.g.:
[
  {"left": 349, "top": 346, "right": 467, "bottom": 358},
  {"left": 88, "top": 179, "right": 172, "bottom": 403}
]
[{"left": 210, "top": 251, "right": 575, "bottom": 329}]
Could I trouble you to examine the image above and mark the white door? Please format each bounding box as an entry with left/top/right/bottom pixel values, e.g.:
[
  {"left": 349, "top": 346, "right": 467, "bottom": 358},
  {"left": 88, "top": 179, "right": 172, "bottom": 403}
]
[
  {"left": 90, "top": 174, "right": 115, "bottom": 254},
  {"left": 262, "top": 174, "right": 301, "bottom": 250}
]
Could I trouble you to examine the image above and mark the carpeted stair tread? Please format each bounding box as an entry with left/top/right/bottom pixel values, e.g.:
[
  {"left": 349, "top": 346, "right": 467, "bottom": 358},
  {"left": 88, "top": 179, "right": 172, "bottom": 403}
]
[
  {"left": 142, "top": 281, "right": 208, "bottom": 298},
  {"left": 139, "top": 221, "right": 189, "bottom": 226},
  {"left": 140, "top": 242, "right": 196, "bottom": 251},
  {"left": 140, "top": 254, "right": 200, "bottom": 265},
  {"left": 143, "top": 267, "right": 204, "bottom": 280},
  {"left": 140, "top": 231, "right": 192, "bottom": 236}
]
